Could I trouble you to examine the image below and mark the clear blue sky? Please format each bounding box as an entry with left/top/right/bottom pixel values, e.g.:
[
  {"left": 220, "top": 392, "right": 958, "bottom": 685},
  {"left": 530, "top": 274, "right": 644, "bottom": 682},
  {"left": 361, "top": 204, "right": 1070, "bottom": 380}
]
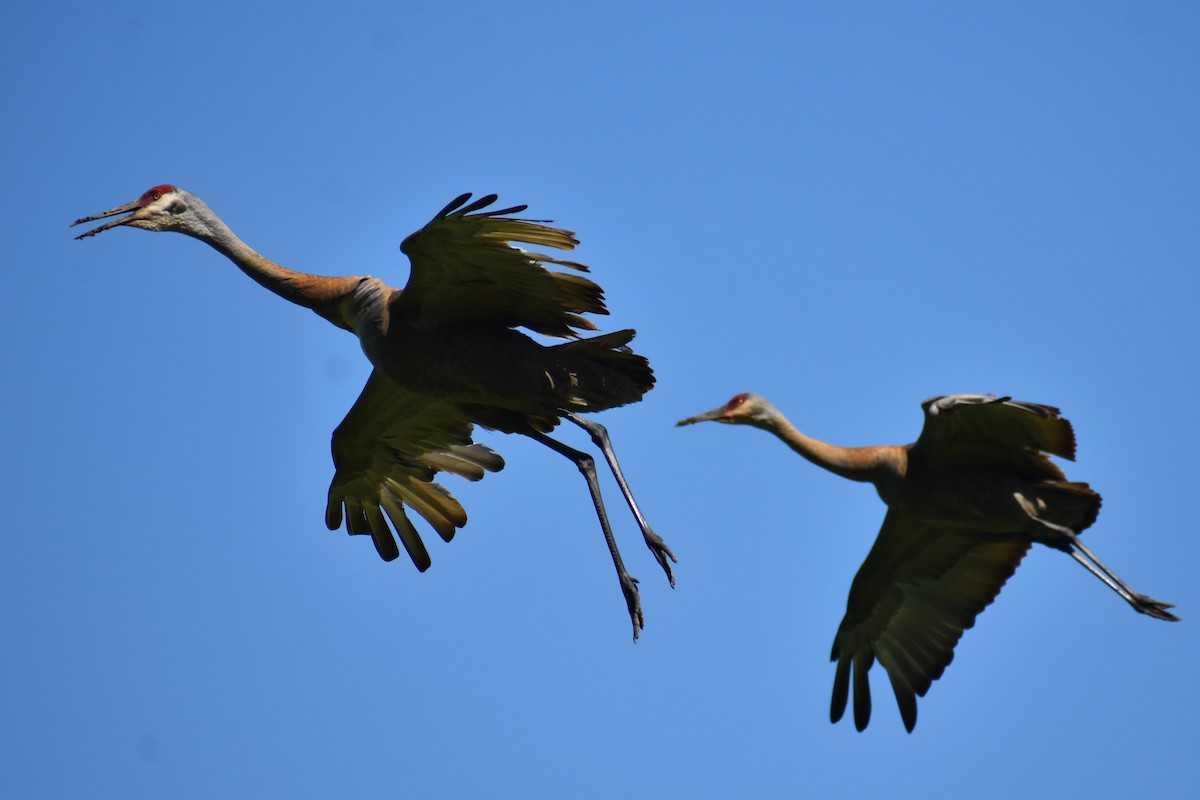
[{"left": 4, "top": 2, "right": 1197, "bottom": 797}]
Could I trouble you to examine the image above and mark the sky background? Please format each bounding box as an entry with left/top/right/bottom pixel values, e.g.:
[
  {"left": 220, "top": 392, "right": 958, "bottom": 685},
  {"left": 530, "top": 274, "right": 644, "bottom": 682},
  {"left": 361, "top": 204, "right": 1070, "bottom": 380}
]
[{"left": 3, "top": 2, "right": 1197, "bottom": 797}]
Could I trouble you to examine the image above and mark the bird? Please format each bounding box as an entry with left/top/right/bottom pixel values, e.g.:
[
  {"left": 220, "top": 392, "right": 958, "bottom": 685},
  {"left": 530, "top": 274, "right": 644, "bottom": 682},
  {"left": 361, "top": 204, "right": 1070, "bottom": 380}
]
[
  {"left": 73, "top": 185, "right": 676, "bottom": 640},
  {"left": 676, "top": 392, "right": 1177, "bottom": 731}
]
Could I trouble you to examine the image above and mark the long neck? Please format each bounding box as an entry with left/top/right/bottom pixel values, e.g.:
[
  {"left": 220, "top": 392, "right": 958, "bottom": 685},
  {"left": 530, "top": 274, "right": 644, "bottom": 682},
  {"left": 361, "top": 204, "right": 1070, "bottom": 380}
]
[
  {"left": 757, "top": 412, "right": 906, "bottom": 487},
  {"left": 189, "top": 211, "right": 362, "bottom": 329}
]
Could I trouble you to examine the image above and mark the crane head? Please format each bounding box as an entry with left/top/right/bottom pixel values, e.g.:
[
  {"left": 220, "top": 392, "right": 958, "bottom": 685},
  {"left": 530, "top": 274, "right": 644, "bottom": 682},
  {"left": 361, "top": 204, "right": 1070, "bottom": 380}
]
[
  {"left": 676, "top": 393, "right": 771, "bottom": 427},
  {"left": 72, "top": 185, "right": 209, "bottom": 240}
]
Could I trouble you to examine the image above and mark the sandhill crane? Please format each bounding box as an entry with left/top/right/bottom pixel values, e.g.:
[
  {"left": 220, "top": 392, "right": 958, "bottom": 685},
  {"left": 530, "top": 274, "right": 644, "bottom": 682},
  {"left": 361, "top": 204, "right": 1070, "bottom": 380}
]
[
  {"left": 677, "top": 392, "right": 1177, "bottom": 730},
  {"left": 73, "top": 185, "right": 675, "bottom": 640}
]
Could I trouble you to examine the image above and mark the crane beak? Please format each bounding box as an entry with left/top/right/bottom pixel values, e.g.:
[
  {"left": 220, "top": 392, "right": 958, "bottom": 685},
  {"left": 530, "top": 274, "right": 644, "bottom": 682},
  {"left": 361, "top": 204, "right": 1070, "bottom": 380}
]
[
  {"left": 71, "top": 198, "right": 143, "bottom": 240},
  {"left": 675, "top": 406, "right": 727, "bottom": 427}
]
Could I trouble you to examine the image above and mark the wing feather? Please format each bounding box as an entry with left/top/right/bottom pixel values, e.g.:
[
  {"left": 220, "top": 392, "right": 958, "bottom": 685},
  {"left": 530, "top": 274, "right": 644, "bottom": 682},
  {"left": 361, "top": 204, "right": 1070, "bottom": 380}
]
[
  {"left": 419, "top": 445, "right": 505, "bottom": 480},
  {"left": 830, "top": 510, "right": 1030, "bottom": 732},
  {"left": 914, "top": 394, "right": 1077, "bottom": 478},
  {"left": 377, "top": 489, "right": 432, "bottom": 570},
  {"left": 325, "top": 370, "right": 505, "bottom": 569},
  {"left": 396, "top": 193, "right": 608, "bottom": 336}
]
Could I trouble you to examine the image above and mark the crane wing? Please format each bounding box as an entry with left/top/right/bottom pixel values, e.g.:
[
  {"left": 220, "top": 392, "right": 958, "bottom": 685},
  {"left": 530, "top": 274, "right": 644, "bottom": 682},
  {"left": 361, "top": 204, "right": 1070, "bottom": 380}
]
[
  {"left": 395, "top": 193, "right": 609, "bottom": 337},
  {"left": 912, "top": 394, "right": 1077, "bottom": 475},
  {"left": 325, "top": 370, "right": 505, "bottom": 570},
  {"left": 829, "top": 510, "right": 1030, "bottom": 732}
]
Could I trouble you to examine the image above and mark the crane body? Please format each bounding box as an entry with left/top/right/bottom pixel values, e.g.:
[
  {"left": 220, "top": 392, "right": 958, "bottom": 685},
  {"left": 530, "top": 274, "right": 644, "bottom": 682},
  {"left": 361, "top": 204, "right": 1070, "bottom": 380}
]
[
  {"left": 678, "top": 392, "right": 1176, "bottom": 731},
  {"left": 74, "top": 185, "right": 674, "bottom": 640}
]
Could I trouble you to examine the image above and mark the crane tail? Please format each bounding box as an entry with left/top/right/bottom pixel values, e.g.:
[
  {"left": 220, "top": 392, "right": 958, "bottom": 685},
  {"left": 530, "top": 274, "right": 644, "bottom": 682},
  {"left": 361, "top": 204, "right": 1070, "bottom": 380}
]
[{"left": 552, "top": 329, "right": 655, "bottom": 412}]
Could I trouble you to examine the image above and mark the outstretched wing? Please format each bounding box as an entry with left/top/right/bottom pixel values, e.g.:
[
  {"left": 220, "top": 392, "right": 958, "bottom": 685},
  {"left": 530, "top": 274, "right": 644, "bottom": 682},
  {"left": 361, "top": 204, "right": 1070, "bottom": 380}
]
[
  {"left": 913, "top": 394, "right": 1077, "bottom": 476},
  {"left": 830, "top": 510, "right": 1030, "bottom": 732},
  {"left": 325, "top": 370, "right": 505, "bottom": 570},
  {"left": 395, "top": 193, "right": 608, "bottom": 337}
]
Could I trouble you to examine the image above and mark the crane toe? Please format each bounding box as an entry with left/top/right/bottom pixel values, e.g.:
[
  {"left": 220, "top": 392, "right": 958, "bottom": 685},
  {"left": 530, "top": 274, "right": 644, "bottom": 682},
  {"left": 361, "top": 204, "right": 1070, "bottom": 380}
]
[
  {"left": 1132, "top": 593, "right": 1180, "bottom": 622},
  {"left": 619, "top": 572, "right": 644, "bottom": 642},
  {"left": 644, "top": 529, "right": 678, "bottom": 587}
]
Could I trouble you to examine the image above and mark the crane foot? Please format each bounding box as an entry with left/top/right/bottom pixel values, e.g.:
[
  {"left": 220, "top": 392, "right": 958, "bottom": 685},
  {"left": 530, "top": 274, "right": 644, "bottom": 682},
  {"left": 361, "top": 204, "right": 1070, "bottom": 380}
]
[
  {"left": 1132, "top": 592, "right": 1180, "bottom": 621},
  {"left": 643, "top": 528, "right": 678, "bottom": 588},
  {"left": 621, "top": 572, "right": 644, "bottom": 642}
]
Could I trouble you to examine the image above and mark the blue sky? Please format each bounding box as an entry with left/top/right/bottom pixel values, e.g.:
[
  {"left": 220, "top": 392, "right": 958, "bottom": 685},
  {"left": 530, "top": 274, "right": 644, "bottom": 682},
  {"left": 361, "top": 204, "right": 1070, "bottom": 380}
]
[{"left": 4, "top": 2, "right": 1197, "bottom": 797}]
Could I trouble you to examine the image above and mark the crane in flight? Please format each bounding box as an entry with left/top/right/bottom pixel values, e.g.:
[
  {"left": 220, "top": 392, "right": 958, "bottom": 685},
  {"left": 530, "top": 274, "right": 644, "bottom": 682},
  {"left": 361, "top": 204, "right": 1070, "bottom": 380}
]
[
  {"left": 74, "top": 185, "right": 675, "bottom": 640},
  {"left": 677, "top": 392, "right": 1177, "bottom": 730}
]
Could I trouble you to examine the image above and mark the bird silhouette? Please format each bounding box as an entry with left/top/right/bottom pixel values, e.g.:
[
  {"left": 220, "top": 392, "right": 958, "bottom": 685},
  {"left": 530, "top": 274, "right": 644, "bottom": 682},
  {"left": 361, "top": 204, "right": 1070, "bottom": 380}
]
[
  {"left": 74, "top": 185, "right": 675, "bottom": 640},
  {"left": 677, "top": 392, "right": 1177, "bottom": 730}
]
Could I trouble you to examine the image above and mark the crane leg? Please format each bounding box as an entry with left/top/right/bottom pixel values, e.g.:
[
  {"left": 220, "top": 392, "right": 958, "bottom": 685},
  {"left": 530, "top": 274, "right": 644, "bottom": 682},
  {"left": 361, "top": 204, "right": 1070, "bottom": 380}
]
[
  {"left": 527, "top": 429, "right": 645, "bottom": 641},
  {"left": 1021, "top": 506, "right": 1179, "bottom": 621},
  {"left": 1063, "top": 540, "right": 1178, "bottom": 621},
  {"left": 565, "top": 413, "right": 677, "bottom": 586}
]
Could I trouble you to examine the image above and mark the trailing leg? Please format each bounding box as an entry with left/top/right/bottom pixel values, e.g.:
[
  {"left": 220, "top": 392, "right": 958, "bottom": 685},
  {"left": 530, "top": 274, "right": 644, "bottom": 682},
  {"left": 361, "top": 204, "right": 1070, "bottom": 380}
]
[
  {"left": 527, "top": 429, "right": 646, "bottom": 640},
  {"left": 566, "top": 413, "right": 677, "bottom": 586},
  {"left": 1017, "top": 495, "right": 1178, "bottom": 621}
]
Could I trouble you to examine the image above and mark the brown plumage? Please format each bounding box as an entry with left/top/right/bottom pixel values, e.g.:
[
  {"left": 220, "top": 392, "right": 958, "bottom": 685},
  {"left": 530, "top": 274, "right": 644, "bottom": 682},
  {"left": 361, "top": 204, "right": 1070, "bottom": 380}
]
[
  {"left": 74, "top": 186, "right": 675, "bottom": 640},
  {"left": 677, "top": 392, "right": 1177, "bottom": 731}
]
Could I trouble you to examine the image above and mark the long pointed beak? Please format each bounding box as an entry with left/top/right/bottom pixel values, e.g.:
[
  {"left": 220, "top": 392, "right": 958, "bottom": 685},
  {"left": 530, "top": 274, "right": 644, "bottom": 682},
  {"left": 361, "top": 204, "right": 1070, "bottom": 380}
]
[
  {"left": 676, "top": 406, "right": 727, "bottom": 427},
  {"left": 71, "top": 198, "right": 142, "bottom": 240}
]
